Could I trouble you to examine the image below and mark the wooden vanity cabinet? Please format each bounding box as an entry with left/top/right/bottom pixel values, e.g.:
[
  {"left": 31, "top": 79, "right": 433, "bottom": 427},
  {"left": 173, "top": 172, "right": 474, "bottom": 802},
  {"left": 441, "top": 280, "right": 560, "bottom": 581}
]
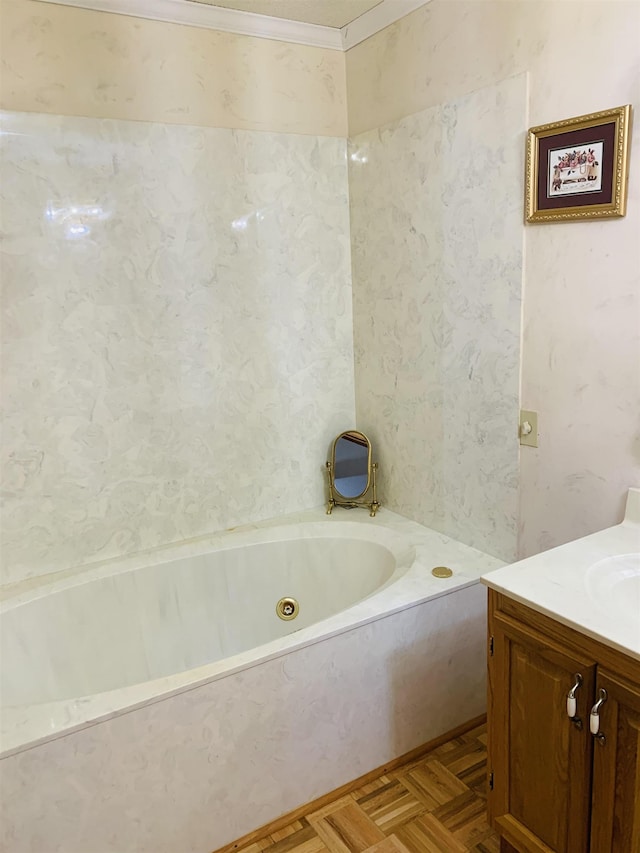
[
  {"left": 589, "top": 669, "right": 640, "bottom": 852},
  {"left": 487, "top": 590, "right": 640, "bottom": 853}
]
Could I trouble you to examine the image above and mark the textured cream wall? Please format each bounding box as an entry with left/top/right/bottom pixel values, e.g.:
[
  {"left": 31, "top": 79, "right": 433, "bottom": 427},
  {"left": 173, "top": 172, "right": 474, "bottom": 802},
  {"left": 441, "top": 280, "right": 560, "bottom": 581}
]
[
  {"left": 0, "top": 0, "right": 347, "bottom": 136},
  {"left": 2, "top": 0, "right": 638, "bottom": 565},
  {"left": 347, "top": 0, "right": 640, "bottom": 557},
  {"left": 346, "top": 0, "right": 640, "bottom": 137},
  {"left": 0, "top": 2, "right": 354, "bottom": 584}
]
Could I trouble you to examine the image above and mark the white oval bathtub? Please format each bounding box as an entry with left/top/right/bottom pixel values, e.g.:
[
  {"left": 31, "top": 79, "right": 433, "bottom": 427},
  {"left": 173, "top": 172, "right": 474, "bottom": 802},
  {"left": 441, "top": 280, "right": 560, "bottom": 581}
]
[
  {"left": 2, "top": 533, "right": 401, "bottom": 707},
  {"left": 1, "top": 509, "right": 505, "bottom": 853}
]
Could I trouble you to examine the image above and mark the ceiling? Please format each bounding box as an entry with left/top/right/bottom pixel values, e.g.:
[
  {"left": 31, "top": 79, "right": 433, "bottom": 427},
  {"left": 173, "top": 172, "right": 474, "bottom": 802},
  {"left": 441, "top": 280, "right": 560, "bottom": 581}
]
[{"left": 189, "top": 0, "right": 383, "bottom": 29}]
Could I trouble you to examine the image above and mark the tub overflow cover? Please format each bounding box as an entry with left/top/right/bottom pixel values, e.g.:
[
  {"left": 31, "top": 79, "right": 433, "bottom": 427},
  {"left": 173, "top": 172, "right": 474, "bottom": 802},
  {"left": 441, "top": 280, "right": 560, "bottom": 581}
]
[{"left": 431, "top": 566, "right": 453, "bottom": 579}]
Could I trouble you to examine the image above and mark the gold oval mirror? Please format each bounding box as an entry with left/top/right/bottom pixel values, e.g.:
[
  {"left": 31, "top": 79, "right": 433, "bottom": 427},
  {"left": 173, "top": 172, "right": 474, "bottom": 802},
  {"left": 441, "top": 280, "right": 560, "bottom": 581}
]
[
  {"left": 332, "top": 430, "right": 371, "bottom": 499},
  {"left": 326, "top": 430, "right": 380, "bottom": 516}
]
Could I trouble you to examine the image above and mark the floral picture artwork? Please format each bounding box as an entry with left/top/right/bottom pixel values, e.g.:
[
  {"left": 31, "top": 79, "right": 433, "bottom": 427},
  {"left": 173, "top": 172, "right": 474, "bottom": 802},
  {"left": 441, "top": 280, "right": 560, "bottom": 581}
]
[
  {"left": 525, "top": 105, "right": 631, "bottom": 222},
  {"left": 548, "top": 140, "right": 603, "bottom": 197}
]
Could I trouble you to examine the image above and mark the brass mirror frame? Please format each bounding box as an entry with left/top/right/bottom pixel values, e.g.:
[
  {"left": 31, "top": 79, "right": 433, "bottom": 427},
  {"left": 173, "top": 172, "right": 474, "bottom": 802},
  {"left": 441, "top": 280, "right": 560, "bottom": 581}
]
[{"left": 326, "top": 430, "right": 380, "bottom": 517}]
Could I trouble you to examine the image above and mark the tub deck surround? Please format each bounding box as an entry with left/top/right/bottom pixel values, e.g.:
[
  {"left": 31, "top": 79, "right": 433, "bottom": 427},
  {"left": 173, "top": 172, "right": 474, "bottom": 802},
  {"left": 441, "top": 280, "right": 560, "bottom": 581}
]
[{"left": 1, "top": 507, "right": 504, "bottom": 759}]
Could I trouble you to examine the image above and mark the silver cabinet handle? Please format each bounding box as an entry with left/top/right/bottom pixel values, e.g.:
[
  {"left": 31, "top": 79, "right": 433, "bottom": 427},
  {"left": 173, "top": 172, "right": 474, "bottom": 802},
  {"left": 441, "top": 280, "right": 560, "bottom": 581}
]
[
  {"left": 566, "top": 673, "right": 582, "bottom": 719},
  {"left": 590, "top": 688, "right": 608, "bottom": 735}
]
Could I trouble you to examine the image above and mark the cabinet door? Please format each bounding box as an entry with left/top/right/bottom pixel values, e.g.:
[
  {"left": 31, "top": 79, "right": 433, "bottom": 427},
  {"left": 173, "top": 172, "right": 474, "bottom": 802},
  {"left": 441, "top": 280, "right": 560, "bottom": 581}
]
[
  {"left": 589, "top": 669, "right": 640, "bottom": 853},
  {"left": 488, "top": 609, "right": 596, "bottom": 853}
]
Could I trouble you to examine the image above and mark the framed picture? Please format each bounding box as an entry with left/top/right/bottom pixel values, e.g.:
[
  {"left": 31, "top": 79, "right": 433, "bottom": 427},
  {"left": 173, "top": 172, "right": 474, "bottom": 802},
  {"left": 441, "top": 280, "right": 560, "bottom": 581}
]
[{"left": 525, "top": 105, "right": 631, "bottom": 223}]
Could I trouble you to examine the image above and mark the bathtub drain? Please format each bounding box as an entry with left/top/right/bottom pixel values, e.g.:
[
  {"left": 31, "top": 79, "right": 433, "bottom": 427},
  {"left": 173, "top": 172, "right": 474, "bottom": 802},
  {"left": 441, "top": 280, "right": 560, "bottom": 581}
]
[{"left": 276, "top": 597, "right": 299, "bottom": 620}]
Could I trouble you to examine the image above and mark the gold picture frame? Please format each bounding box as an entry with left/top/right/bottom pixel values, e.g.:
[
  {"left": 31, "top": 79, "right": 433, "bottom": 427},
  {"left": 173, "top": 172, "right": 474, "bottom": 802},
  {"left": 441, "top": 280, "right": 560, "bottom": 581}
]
[{"left": 525, "top": 105, "right": 631, "bottom": 223}]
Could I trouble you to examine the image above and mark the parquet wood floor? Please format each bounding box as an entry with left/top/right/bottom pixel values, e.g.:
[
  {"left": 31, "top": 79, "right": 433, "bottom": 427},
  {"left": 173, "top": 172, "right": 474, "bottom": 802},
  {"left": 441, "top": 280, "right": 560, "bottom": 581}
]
[{"left": 232, "top": 724, "right": 499, "bottom": 853}]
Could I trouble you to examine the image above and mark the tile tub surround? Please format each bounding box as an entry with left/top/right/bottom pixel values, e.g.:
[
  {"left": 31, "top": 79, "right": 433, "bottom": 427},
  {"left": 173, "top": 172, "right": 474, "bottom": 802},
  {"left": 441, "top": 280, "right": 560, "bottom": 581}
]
[
  {"left": 0, "top": 509, "right": 502, "bottom": 852},
  {"left": 349, "top": 75, "right": 525, "bottom": 564},
  {"left": 0, "top": 110, "right": 355, "bottom": 585}
]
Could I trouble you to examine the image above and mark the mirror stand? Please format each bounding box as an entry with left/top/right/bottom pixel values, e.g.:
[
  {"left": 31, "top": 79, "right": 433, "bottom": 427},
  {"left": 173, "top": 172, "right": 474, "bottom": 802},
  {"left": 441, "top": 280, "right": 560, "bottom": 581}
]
[
  {"left": 326, "top": 430, "right": 381, "bottom": 517},
  {"left": 326, "top": 460, "right": 380, "bottom": 516}
]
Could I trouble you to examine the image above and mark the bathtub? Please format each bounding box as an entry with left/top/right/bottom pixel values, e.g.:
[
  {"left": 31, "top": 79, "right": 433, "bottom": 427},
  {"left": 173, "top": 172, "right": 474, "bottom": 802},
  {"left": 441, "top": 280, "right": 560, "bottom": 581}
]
[{"left": 0, "top": 508, "right": 503, "bottom": 853}]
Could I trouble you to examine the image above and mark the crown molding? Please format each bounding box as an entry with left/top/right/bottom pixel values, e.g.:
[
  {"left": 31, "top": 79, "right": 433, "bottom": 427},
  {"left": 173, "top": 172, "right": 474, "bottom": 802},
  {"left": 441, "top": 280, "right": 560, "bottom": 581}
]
[
  {"left": 32, "top": 0, "right": 343, "bottom": 49},
  {"left": 342, "top": 0, "right": 430, "bottom": 49},
  {"left": 33, "top": 0, "right": 431, "bottom": 50}
]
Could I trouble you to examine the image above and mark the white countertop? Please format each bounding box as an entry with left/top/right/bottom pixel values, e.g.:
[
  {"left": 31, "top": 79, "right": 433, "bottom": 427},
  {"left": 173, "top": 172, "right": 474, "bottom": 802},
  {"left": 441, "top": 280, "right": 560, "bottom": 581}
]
[{"left": 482, "top": 487, "right": 640, "bottom": 660}]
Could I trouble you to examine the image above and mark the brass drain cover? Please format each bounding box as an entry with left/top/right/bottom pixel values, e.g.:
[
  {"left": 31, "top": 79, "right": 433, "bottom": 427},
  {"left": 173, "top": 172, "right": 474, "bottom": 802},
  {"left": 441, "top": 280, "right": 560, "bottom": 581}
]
[
  {"left": 431, "top": 566, "right": 453, "bottom": 579},
  {"left": 276, "top": 597, "right": 299, "bottom": 620}
]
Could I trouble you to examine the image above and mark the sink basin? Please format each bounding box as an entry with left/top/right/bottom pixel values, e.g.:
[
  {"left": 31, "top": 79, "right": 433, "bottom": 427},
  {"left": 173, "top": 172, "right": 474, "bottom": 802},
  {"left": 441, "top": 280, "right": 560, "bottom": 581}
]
[{"left": 586, "top": 553, "right": 640, "bottom": 627}]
